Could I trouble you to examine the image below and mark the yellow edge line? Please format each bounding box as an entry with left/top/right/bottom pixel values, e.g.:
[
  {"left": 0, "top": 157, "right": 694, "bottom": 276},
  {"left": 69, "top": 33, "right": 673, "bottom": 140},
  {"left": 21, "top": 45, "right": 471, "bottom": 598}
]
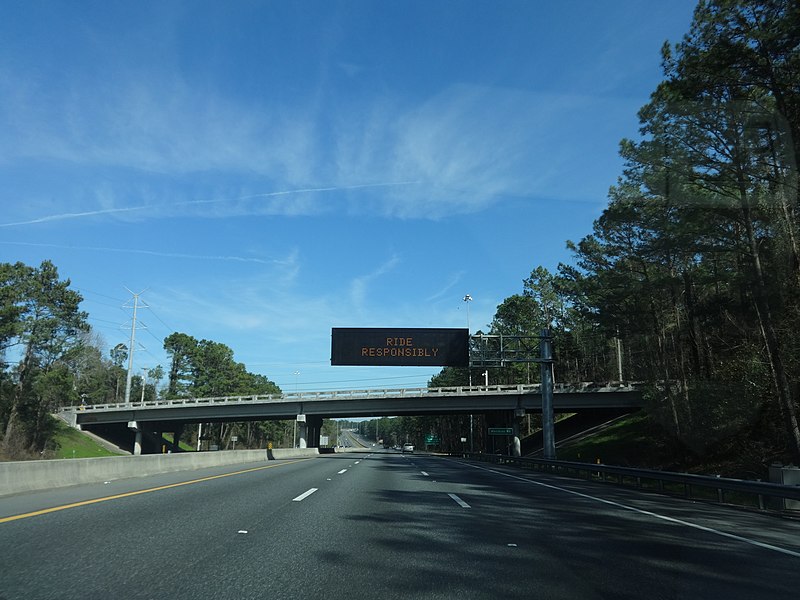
[{"left": 0, "top": 458, "right": 312, "bottom": 524}]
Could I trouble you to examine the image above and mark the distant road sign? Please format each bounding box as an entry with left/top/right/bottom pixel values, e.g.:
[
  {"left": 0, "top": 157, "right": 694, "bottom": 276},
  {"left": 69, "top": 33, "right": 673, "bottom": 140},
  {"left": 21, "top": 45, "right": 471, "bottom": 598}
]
[
  {"left": 331, "top": 328, "right": 469, "bottom": 367},
  {"left": 425, "top": 434, "right": 440, "bottom": 444},
  {"left": 488, "top": 427, "right": 513, "bottom": 435}
]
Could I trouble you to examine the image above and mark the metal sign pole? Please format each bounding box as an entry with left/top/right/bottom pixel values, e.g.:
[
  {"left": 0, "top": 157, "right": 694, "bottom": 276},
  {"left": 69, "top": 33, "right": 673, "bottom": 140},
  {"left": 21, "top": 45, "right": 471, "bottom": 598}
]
[{"left": 540, "top": 329, "right": 556, "bottom": 460}]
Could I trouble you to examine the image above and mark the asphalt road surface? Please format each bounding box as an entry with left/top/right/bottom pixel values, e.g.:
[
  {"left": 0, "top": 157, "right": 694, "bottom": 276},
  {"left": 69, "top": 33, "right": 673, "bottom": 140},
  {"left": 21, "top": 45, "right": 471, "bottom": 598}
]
[{"left": 1, "top": 451, "right": 799, "bottom": 599}]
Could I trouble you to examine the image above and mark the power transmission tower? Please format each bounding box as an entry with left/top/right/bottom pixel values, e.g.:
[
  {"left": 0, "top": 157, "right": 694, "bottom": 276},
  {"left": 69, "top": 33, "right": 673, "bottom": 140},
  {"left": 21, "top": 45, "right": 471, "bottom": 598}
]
[{"left": 123, "top": 288, "right": 149, "bottom": 404}]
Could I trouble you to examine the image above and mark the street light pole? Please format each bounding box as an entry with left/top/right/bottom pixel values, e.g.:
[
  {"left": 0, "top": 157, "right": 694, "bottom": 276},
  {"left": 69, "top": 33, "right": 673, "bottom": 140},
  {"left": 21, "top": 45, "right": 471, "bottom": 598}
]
[
  {"left": 463, "top": 294, "right": 472, "bottom": 387},
  {"left": 140, "top": 368, "right": 147, "bottom": 404},
  {"left": 293, "top": 371, "right": 299, "bottom": 448},
  {"left": 463, "top": 294, "right": 474, "bottom": 451}
]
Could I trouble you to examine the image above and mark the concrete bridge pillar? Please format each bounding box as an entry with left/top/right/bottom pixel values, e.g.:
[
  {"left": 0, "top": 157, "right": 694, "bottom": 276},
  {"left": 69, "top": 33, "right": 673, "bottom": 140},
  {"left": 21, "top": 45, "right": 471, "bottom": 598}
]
[
  {"left": 172, "top": 423, "right": 185, "bottom": 452},
  {"left": 512, "top": 408, "right": 525, "bottom": 458},
  {"left": 297, "top": 415, "right": 308, "bottom": 448},
  {"left": 129, "top": 421, "right": 142, "bottom": 455},
  {"left": 306, "top": 415, "right": 323, "bottom": 448}
]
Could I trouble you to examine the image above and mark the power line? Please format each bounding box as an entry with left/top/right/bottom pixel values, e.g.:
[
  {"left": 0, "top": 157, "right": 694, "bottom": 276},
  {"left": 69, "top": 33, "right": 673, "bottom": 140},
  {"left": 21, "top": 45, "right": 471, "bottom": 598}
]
[
  {"left": 77, "top": 288, "right": 127, "bottom": 303},
  {"left": 146, "top": 305, "right": 176, "bottom": 334}
]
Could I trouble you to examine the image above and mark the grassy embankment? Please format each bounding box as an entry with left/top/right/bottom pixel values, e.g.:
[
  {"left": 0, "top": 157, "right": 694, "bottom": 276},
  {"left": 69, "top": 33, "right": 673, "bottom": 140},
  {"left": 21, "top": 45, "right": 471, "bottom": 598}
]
[
  {"left": 50, "top": 417, "right": 122, "bottom": 459},
  {"left": 50, "top": 420, "right": 195, "bottom": 458},
  {"left": 554, "top": 410, "right": 780, "bottom": 480},
  {"left": 555, "top": 412, "right": 662, "bottom": 466}
]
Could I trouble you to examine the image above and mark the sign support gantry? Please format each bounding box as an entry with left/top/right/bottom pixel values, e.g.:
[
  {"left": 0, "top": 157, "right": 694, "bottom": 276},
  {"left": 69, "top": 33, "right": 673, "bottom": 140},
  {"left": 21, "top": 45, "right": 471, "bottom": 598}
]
[{"left": 468, "top": 330, "right": 556, "bottom": 460}]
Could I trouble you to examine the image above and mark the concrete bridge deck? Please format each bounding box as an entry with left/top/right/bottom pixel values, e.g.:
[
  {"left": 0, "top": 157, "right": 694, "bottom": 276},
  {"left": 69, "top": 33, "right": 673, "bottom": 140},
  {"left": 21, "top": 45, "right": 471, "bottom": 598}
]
[{"left": 64, "top": 383, "right": 644, "bottom": 427}]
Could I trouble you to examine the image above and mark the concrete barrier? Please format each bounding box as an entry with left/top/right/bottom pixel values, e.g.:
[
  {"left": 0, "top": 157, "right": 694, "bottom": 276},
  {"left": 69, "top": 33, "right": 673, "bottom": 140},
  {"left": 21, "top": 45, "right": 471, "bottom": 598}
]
[{"left": 0, "top": 448, "right": 320, "bottom": 497}]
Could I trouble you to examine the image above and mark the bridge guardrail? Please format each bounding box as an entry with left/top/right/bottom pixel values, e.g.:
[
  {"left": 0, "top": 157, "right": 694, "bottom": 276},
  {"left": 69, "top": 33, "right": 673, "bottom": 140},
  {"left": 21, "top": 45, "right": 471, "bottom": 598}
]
[
  {"left": 461, "top": 453, "right": 800, "bottom": 513},
  {"left": 64, "top": 382, "right": 641, "bottom": 413}
]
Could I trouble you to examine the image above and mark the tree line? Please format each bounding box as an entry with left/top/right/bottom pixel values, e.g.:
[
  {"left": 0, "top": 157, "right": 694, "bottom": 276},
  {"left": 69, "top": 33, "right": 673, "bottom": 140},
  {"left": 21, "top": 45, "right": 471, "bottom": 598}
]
[
  {"left": 416, "top": 0, "right": 800, "bottom": 467},
  {"left": 0, "top": 260, "right": 297, "bottom": 458}
]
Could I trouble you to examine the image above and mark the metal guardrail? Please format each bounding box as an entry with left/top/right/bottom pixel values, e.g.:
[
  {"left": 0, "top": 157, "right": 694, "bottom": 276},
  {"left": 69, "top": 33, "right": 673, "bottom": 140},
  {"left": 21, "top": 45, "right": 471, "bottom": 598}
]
[
  {"left": 461, "top": 453, "right": 800, "bottom": 513},
  {"left": 64, "top": 382, "right": 641, "bottom": 413}
]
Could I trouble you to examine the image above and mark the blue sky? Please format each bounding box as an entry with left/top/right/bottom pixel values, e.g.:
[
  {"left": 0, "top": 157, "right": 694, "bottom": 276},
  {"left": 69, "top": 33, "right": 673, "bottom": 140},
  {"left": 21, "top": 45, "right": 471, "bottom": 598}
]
[{"left": 1, "top": 0, "right": 698, "bottom": 394}]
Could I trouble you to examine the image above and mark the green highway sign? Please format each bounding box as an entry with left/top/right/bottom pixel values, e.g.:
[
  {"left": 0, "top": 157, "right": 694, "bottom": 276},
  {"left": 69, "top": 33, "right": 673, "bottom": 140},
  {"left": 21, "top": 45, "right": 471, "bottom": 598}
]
[
  {"left": 488, "top": 427, "right": 513, "bottom": 435},
  {"left": 425, "top": 434, "right": 440, "bottom": 444}
]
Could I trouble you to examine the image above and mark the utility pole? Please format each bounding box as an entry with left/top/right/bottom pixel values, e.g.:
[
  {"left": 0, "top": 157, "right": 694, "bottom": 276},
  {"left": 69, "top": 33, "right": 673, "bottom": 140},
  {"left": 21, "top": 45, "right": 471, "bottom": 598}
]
[{"left": 123, "top": 289, "right": 148, "bottom": 404}]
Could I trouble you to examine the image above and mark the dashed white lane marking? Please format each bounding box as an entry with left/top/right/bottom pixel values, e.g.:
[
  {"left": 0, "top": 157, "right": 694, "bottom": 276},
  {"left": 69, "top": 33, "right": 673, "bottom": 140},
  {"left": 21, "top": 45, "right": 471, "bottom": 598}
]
[
  {"left": 338, "top": 469, "right": 348, "bottom": 474},
  {"left": 448, "top": 493, "right": 471, "bottom": 508},
  {"left": 292, "top": 488, "right": 318, "bottom": 502},
  {"left": 421, "top": 471, "right": 430, "bottom": 477}
]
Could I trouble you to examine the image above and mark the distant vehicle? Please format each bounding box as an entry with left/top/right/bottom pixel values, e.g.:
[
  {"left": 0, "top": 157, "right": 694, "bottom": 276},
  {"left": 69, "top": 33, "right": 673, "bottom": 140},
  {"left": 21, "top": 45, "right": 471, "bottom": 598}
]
[{"left": 402, "top": 443, "right": 414, "bottom": 453}]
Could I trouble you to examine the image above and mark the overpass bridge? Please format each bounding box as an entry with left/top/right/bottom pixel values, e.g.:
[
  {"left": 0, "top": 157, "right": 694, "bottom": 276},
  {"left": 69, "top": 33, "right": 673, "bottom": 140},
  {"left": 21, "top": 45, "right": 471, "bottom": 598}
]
[{"left": 62, "top": 383, "right": 643, "bottom": 455}]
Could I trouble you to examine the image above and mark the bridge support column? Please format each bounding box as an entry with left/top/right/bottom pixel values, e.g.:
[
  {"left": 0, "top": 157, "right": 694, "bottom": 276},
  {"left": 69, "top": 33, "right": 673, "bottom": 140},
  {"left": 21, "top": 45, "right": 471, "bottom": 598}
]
[
  {"left": 172, "top": 423, "right": 185, "bottom": 452},
  {"left": 306, "top": 415, "right": 322, "bottom": 448},
  {"left": 128, "top": 421, "right": 142, "bottom": 455},
  {"left": 512, "top": 408, "right": 525, "bottom": 458},
  {"left": 297, "top": 415, "right": 308, "bottom": 448}
]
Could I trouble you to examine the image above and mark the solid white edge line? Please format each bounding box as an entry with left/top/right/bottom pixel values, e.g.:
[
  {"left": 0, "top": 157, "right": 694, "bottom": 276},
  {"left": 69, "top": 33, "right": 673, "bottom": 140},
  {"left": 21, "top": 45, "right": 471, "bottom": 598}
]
[
  {"left": 448, "top": 493, "right": 471, "bottom": 508},
  {"left": 463, "top": 462, "right": 800, "bottom": 559},
  {"left": 292, "top": 488, "right": 319, "bottom": 502}
]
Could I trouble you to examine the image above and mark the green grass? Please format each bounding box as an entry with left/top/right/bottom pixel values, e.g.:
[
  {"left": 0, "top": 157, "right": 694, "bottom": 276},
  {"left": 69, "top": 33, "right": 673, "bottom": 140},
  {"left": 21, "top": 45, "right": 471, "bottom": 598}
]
[
  {"left": 556, "top": 411, "right": 671, "bottom": 467},
  {"left": 161, "top": 432, "right": 195, "bottom": 452},
  {"left": 51, "top": 418, "right": 123, "bottom": 459}
]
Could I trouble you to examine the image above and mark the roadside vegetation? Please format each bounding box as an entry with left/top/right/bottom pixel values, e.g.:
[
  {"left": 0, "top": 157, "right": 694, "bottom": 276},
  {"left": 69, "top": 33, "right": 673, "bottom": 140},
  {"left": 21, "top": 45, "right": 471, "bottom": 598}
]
[
  {"left": 48, "top": 417, "right": 121, "bottom": 460},
  {"left": 357, "top": 2, "right": 800, "bottom": 477}
]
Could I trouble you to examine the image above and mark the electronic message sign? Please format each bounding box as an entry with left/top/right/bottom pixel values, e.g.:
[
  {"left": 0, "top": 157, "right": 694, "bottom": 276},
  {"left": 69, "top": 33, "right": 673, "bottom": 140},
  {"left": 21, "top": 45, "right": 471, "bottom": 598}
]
[{"left": 331, "top": 328, "right": 469, "bottom": 367}]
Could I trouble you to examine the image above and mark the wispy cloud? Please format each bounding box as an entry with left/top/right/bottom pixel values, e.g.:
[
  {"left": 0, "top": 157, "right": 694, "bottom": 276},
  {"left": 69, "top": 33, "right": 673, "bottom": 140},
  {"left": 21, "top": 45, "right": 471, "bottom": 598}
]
[
  {"left": 1, "top": 65, "right": 614, "bottom": 224},
  {"left": 0, "top": 182, "right": 419, "bottom": 228},
  {"left": 0, "top": 241, "right": 283, "bottom": 265},
  {"left": 426, "top": 271, "right": 465, "bottom": 302},
  {"left": 350, "top": 255, "right": 402, "bottom": 308}
]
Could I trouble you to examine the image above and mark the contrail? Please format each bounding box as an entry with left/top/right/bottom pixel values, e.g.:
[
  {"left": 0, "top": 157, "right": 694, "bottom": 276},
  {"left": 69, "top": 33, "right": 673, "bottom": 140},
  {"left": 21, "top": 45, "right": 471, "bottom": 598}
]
[
  {"left": 0, "top": 241, "right": 280, "bottom": 265},
  {"left": 0, "top": 181, "right": 420, "bottom": 227},
  {"left": 0, "top": 205, "right": 149, "bottom": 227}
]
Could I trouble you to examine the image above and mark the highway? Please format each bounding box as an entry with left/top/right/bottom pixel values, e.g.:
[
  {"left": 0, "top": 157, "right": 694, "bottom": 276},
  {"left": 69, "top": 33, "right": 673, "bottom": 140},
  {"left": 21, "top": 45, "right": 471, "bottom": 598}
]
[{"left": 1, "top": 451, "right": 799, "bottom": 599}]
